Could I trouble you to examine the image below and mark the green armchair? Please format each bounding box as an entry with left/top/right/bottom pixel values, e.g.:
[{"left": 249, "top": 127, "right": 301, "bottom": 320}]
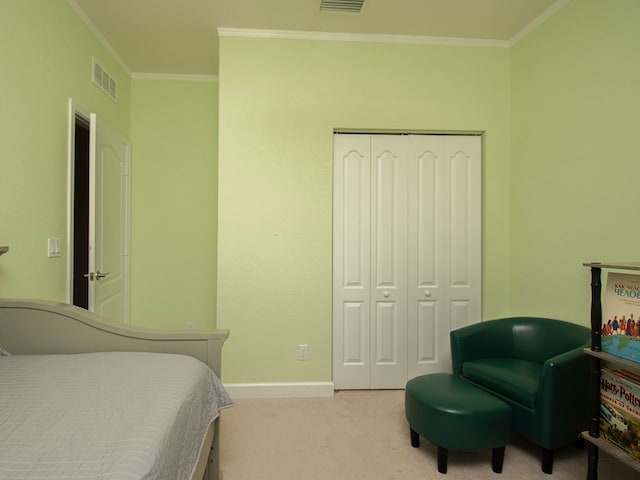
[{"left": 450, "top": 317, "right": 590, "bottom": 474}]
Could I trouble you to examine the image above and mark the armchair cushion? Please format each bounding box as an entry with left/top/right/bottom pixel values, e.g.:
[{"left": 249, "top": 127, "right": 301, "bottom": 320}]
[{"left": 462, "top": 358, "right": 541, "bottom": 408}]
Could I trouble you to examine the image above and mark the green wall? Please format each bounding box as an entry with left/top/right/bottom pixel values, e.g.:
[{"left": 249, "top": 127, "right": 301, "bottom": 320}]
[
  {"left": 0, "top": 0, "right": 130, "bottom": 299},
  {"left": 218, "top": 37, "right": 512, "bottom": 383},
  {"left": 130, "top": 79, "right": 219, "bottom": 329},
  {"left": 510, "top": 0, "right": 640, "bottom": 322},
  {"left": 6, "top": 0, "right": 637, "bottom": 387},
  {"left": 0, "top": 1, "right": 219, "bottom": 331}
]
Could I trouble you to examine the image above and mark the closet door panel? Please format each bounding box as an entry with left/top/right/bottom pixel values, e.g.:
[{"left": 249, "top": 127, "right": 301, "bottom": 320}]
[
  {"left": 370, "top": 135, "right": 407, "bottom": 389},
  {"left": 407, "top": 135, "right": 447, "bottom": 378},
  {"left": 416, "top": 300, "right": 437, "bottom": 362},
  {"left": 446, "top": 136, "right": 482, "bottom": 331},
  {"left": 333, "top": 135, "right": 371, "bottom": 389},
  {"left": 451, "top": 300, "right": 472, "bottom": 331},
  {"left": 415, "top": 149, "right": 438, "bottom": 286},
  {"left": 450, "top": 150, "right": 472, "bottom": 286},
  {"left": 375, "top": 302, "right": 397, "bottom": 363},
  {"left": 343, "top": 302, "right": 366, "bottom": 364}
]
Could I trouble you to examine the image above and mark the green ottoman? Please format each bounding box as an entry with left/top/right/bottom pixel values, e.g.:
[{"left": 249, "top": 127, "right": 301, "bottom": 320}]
[{"left": 405, "top": 373, "right": 512, "bottom": 474}]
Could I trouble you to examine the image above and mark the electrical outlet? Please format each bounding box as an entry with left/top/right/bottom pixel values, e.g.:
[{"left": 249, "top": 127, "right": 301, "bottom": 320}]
[
  {"left": 298, "top": 344, "right": 309, "bottom": 361},
  {"left": 187, "top": 321, "right": 196, "bottom": 330},
  {"left": 298, "top": 344, "right": 309, "bottom": 360}
]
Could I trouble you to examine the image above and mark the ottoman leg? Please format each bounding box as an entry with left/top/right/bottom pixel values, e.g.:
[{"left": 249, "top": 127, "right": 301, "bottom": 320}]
[
  {"left": 492, "top": 446, "right": 505, "bottom": 473},
  {"left": 410, "top": 428, "right": 420, "bottom": 448},
  {"left": 437, "top": 446, "right": 448, "bottom": 474}
]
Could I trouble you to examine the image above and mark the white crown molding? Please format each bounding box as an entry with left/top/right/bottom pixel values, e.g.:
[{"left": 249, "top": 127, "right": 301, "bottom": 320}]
[
  {"left": 67, "top": 0, "right": 131, "bottom": 75},
  {"left": 510, "top": 0, "right": 572, "bottom": 46},
  {"left": 69, "top": 0, "right": 570, "bottom": 78},
  {"left": 224, "top": 382, "right": 335, "bottom": 399},
  {"left": 218, "top": 27, "right": 510, "bottom": 49},
  {"left": 131, "top": 72, "right": 219, "bottom": 82}
]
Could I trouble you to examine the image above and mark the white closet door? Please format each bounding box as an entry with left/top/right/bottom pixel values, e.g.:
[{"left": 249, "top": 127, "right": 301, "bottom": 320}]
[
  {"left": 333, "top": 134, "right": 481, "bottom": 390},
  {"left": 370, "top": 135, "right": 408, "bottom": 389},
  {"left": 446, "top": 135, "right": 482, "bottom": 333},
  {"left": 333, "top": 135, "right": 372, "bottom": 389},
  {"left": 406, "top": 135, "right": 481, "bottom": 379}
]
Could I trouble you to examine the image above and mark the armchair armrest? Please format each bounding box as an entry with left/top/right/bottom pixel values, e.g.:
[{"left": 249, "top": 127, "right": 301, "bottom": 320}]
[{"left": 535, "top": 345, "right": 590, "bottom": 447}]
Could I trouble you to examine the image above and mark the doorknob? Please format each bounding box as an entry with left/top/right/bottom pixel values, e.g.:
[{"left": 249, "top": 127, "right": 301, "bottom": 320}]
[
  {"left": 383, "top": 291, "right": 390, "bottom": 298},
  {"left": 83, "top": 271, "right": 110, "bottom": 281},
  {"left": 424, "top": 290, "right": 432, "bottom": 297}
]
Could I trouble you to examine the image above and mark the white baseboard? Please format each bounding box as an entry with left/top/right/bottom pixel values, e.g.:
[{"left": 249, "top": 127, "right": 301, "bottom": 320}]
[{"left": 224, "top": 382, "right": 335, "bottom": 399}]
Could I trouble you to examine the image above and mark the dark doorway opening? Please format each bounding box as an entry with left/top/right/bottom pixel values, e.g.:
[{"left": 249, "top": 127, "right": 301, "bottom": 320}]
[{"left": 73, "top": 114, "right": 90, "bottom": 309}]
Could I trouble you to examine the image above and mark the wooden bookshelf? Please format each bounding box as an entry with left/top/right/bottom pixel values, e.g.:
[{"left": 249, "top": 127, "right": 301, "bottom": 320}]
[
  {"left": 580, "top": 432, "right": 640, "bottom": 474},
  {"left": 584, "top": 262, "right": 640, "bottom": 479},
  {"left": 584, "top": 349, "right": 640, "bottom": 371}
]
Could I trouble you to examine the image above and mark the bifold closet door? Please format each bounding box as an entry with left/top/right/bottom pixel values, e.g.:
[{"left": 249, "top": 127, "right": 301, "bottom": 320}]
[
  {"left": 333, "top": 134, "right": 481, "bottom": 389},
  {"left": 333, "top": 135, "right": 371, "bottom": 390},
  {"left": 370, "top": 135, "right": 408, "bottom": 388},
  {"left": 332, "top": 134, "right": 408, "bottom": 389},
  {"left": 406, "top": 135, "right": 481, "bottom": 380}
]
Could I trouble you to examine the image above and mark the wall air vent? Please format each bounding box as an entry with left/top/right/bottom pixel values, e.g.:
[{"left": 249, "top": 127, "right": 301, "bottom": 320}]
[
  {"left": 320, "top": 0, "right": 365, "bottom": 12},
  {"left": 92, "top": 58, "right": 117, "bottom": 101}
]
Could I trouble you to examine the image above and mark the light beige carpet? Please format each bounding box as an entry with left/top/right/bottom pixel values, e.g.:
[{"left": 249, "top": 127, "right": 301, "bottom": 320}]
[{"left": 219, "top": 390, "right": 637, "bottom": 480}]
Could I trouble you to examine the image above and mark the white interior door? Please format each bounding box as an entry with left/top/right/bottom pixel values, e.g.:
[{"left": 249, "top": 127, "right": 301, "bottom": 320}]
[
  {"left": 333, "top": 133, "right": 481, "bottom": 390},
  {"left": 89, "top": 113, "right": 130, "bottom": 323}
]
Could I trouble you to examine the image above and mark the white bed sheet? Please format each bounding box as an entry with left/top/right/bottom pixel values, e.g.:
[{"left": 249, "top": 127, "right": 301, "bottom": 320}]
[{"left": 0, "top": 352, "right": 233, "bottom": 479}]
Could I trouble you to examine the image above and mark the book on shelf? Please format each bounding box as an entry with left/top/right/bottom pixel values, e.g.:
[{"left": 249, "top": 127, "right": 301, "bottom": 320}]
[
  {"left": 600, "top": 368, "right": 640, "bottom": 461},
  {"left": 601, "top": 272, "right": 640, "bottom": 363},
  {"left": 619, "top": 369, "right": 640, "bottom": 384}
]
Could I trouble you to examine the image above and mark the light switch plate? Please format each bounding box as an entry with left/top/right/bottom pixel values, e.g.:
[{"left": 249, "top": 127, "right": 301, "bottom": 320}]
[{"left": 47, "top": 238, "right": 61, "bottom": 257}]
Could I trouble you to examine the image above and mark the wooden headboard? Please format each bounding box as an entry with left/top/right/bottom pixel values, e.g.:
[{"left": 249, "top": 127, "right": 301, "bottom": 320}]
[{"left": 0, "top": 299, "right": 229, "bottom": 378}]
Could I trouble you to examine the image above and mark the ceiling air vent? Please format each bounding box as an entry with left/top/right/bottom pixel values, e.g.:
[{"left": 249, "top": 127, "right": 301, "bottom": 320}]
[
  {"left": 92, "top": 58, "right": 117, "bottom": 101},
  {"left": 320, "top": 0, "right": 365, "bottom": 13}
]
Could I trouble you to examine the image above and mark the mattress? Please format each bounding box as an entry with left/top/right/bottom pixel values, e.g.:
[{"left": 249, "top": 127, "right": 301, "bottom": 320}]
[{"left": 0, "top": 352, "right": 233, "bottom": 479}]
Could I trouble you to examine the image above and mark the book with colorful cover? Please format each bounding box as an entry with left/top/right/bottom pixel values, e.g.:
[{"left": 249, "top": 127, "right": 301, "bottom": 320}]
[
  {"left": 601, "top": 368, "right": 640, "bottom": 418},
  {"left": 600, "top": 368, "right": 640, "bottom": 460},
  {"left": 601, "top": 272, "right": 640, "bottom": 363}
]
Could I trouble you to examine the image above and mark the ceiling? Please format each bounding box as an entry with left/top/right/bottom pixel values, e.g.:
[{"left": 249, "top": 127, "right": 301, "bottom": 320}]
[{"left": 71, "top": 0, "right": 564, "bottom": 76}]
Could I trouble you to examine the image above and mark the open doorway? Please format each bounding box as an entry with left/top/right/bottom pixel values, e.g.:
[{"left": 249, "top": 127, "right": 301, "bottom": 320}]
[
  {"left": 67, "top": 100, "right": 131, "bottom": 323},
  {"left": 72, "top": 113, "right": 90, "bottom": 309}
]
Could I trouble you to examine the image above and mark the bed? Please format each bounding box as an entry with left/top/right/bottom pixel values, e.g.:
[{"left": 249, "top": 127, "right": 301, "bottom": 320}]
[{"left": 0, "top": 299, "right": 231, "bottom": 480}]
